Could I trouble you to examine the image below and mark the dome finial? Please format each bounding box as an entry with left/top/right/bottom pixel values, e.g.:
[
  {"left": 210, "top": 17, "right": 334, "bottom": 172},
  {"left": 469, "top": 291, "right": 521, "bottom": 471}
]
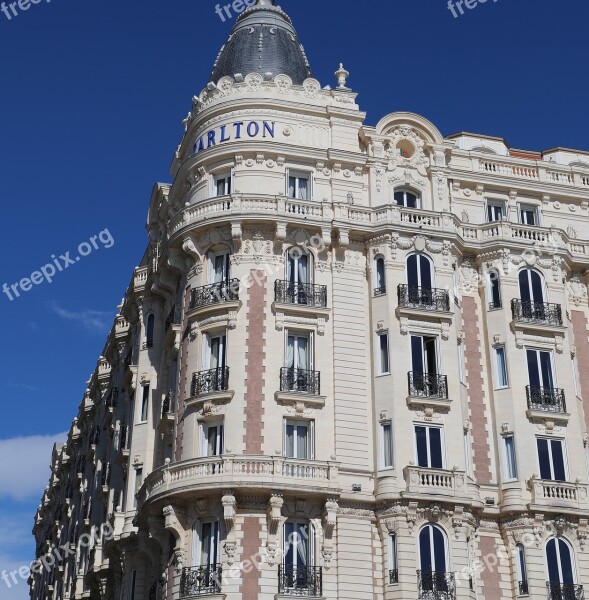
[{"left": 335, "top": 63, "right": 350, "bottom": 89}]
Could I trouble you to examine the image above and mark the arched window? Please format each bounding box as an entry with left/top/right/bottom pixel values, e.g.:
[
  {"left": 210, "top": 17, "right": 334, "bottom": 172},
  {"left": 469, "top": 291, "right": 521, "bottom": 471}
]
[
  {"left": 404, "top": 254, "right": 438, "bottom": 309},
  {"left": 281, "top": 521, "right": 319, "bottom": 595},
  {"left": 516, "top": 544, "right": 528, "bottom": 595},
  {"left": 418, "top": 525, "right": 451, "bottom": 594},
  {"left": 394, "top": 189, "right": 420, "bottom": 209},
  {"left": 546, "top": 538, "right": 576, "bottom": 594},
  {"left": 145, "top": 313, "right": 155, "bottom": 348},
  {"left": 407, "top": 254, "right": 433, "bottom": 289},
  {"left": 518, "top": 268, "right": 545, "bottom": 305},
  {"left": 374, "top": 256, "right": 386, "bottom": 296},
  {"left": 488, "top": 269, "right": 502, "bottom": 310}
]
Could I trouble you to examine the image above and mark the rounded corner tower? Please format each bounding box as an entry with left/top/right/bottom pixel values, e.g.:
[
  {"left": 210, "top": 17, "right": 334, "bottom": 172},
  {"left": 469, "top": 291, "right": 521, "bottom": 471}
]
[{"left": 210, "top": 0, "right": 312, "bottom": 85}]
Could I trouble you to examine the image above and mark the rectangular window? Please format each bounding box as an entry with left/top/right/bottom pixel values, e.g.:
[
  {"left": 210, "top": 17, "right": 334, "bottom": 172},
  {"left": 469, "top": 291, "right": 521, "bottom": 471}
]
[
  {"left": 133, "top": 468, "right": 143, "bottom": 508},
  {"left": 140, "top": 385, "right": 149, "bottom": 422},
  {"left": 410, "top": 335, "right": 438, "bottom": 374},
  {"left": 380, "top": 421, "right": 394, "bottom": 468},
  {"left": 129, "top": 570, "right": 137, "bottom": 600},
  {"left": 209, "top": 252, "right": 230, "bottom": 284},
  {"left": 494, "top": 346, "right": 509, "bottom": 388},
  {"left": 284, "top": 420, "right": 314, "bottom": 459},
  {"left": 283, "top": 522, "right": 311, "bottom": 567},
  {"left": 526, "top": 349, "right": 555, "bottom": 390},
  {"left": 204, "top": 333, "right": 227, "bottom": 370},
  {"left": 414, "top": 425, "right": 444, "bottom": 469},
  {"left": 192, "top": 521, "right": 220, "bottom": 567},
  {"left": 487, "top": 202, "right": 505, "bottom": 222},
  {"left": 214, "top": 173, "right": 232, "bottom": 196},
  {"left": 537, "top": 438, "right": 567, "bottom": 481},
  {"left": 200, "top": 421, "right": 224, "bottom": 457},
  {"left": 519, "top": 205, "right": 537, "bottom": 225},
  {"left": 457, "top": 343, "right": 465, "bottom": 384},
  {"left": 503, "top": 435, "right": 518, "bottom": 480},
  {"left": 286, "top": 332, "right": 312, "bottom": 370},
  {"left": 378, "top": 333, "right": 390, "bottom": 375},
  {"left": 388, "top": 534, "right": 398, "bottom": 583},
  {"left": 287, "top": 171, "right": 311, "bottom": 200}
]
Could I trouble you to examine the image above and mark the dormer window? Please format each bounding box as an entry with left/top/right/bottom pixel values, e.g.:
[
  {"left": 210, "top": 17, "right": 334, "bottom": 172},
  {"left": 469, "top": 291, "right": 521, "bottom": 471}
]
[
  {"left": 287, "top": 171, "right": 311, "bottom": 200},
  {"left": 394, "top": 190, "right": 419, "bottom": 209}
]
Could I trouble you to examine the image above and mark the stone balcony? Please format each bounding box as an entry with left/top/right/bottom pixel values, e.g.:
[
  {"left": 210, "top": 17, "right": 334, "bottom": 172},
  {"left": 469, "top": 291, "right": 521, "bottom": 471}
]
[
  {"left": 403, "top": 466, "right": 479, "bottom": 505},
  {"left": 139, "top": 455, "right": 340, "bottom": 507},
  {"left": 528, "top": 477, "right": 589, "bottom": 513}
]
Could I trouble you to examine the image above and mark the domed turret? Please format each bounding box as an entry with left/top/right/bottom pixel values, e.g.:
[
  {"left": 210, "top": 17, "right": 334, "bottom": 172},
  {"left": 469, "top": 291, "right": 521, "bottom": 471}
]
[{"left": 210, "top": 0, "right": 312, "bottom": 85}]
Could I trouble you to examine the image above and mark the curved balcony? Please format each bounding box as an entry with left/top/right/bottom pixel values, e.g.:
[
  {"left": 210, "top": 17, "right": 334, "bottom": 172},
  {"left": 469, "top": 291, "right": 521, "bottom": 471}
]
[
  {"left": 526, "top": 385, "right": 567, "bottom": 414},
  {"left": 278, "top": 565, "right": 322, "bottom": 597},
  {"left": 139, "top": 455, "right": 340, "bottom": 506},
  {"left": 189, "top": 280, "right": 240, "bottom": 312},
  {"left": 180, "top": 565, "right": 222, "bottom": 597},
  {"left": 189, "top": 367, "right": 233, "bottom": 407}
]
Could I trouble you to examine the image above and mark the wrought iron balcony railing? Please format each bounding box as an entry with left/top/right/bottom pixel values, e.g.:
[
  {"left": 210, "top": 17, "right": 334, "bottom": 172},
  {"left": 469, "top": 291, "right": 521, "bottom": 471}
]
[
  {"left": 389, "top": 569, "right": 399, "bottom": 584},
  {"left": 511, "top": 299, "right": 563, "bottom": 326},
  {"left": 547, "top": 583, "right": 584, "bottom": 600},
  {"left": 417, "top": 571, "right": 456, "bottom": 600},
  {"left": 489, "top": 299, "right": 502, "bottom": 310},
  {"left": 180, "top": 565, "right": 222, "bottom": 597},
  {"left": 526, "top": 385, "right": 566, "bottom": 413},
  {"left": 162, "top": 391, "right": 175, "bottom": 416},
  {"left": 280, "top": 367, "right": 321, "bottom": 395},
  {"left": 408, "top": 372, "right": 448, "bottom": 399},
  {"left": 275, "top": 280, "right": 328, "bottom": 308},
  {"left": 191, "top": 367, "right": 230, "bottom": 397},
  {"left": 165, "top": 304, "right": 181, "bottom": 330},
  {"left": 398, "top": 285, "right": 450, "bottom": 312},
  {"left": 374, "top": 285, "right": 387, "bottom": 297},
  {"left": 190, "top": 279, "right": 240, "bottom": 310},
  {"left": 118, "top": 426, "right": 129, "bottom": 452},
  {"left": 519, "top": 581, "right": 529, "bottom": 595},
  {"left": 278, "top": 565, "right": 322, "bottom": 597}
]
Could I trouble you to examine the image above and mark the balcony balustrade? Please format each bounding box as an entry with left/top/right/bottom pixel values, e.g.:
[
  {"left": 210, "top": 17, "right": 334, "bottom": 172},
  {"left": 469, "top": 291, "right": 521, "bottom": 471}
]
[
  {"left": 398, "top": 285, "right": 450, "bottom": 312},
  {"left": 191, "top": 367, "right": 229, "bottom": 397},
  {"left": 529, "top": 477, "right": 589, "bottom": 510},
  {"left": 417, "top": 571, "right": 456, "bottom": 600},
  {"left": 511, "top": 299, "right": 563, "bottom": 326},
  {"left": 278, "top": 565, "right": 322, "bottom": 597},
  {"left": 404, "top": 466, "right": 468, "bottom": 499},
  {"left": 526, "top": 385, "right": 566, "bottom": 413},
  {"left": 275, "top": 280, "right": 328, "bottom": 308},
  {"left": 140, "top": 455, "right": 339, "bottom": 505},
  {"left": 389, "top": 569, "right": 399, "bottom": 584},
  {"left": 408, "top": 372, "right": 448, "bottom": 399},
  {"left": 547, "top": 583, "right": 584, "bottom": 600},
  {"left": 189, "top": 279, "right": 240, "bottom": 310},
  {"left": 180, "top": 565, "right": 222, "bottom": 597},
  {"left": 280, "top": 367, "right": 320, "bottom": 395}
]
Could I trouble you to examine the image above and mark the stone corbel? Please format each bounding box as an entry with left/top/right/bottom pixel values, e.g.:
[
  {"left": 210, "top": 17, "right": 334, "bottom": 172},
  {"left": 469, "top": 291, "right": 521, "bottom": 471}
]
[
  {"left": 317, "top": 316, "right": 326, "bottom": 336},
  {"left": 168, "top": 249, "right": 187, "bottom": 274},
  {"left": 338, "top": 228, "right": 350, "bottom": 248},
  {"left": 221, "top": 491, "right": 236, "bottom": 534},
  {"left": 322, "top": 498, "right": 339, "bottom": 539},
  {"left": 555, "top": 334, "right": 565, "bottom": 354},
  {"left": 406, "top": 502, "right": 418, "bottom": 533},
  {"left": 441, "top": 321, "right": 450, "bottom": 341},
  {"left": 275, "top": 311, "right": 284, "bottom": 332},
  {"left": 452, "top": 506, "right": 464, "bottom": 540},
  {"left": 267, "top": 494, "right": 284, "bottom": 536},
  {"left": 231, "top": 222, "right": 243, "bottom": 252},
  {"left": 321, "top": 227, "right": 332, "bottom": 248},
  {"left": 182, "top": 235, "right": 201, "bottom": 264},
  {"left": 577, "top": 519, "right": 588, "bottom": 550}
]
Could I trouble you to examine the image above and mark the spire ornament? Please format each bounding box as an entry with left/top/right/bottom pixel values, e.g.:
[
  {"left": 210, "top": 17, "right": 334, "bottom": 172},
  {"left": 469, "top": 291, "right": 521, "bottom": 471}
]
[{"left": 335, "top": 63, "right": 350, "bottom": 89}]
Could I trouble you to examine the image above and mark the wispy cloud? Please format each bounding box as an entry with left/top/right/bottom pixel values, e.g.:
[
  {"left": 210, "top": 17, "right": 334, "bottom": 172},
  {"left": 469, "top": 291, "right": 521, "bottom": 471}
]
[
  {"left": 2, "top": 383, "right": 38, "bottom": 392},
  {"left": 48, "top": 302, "right": 112, "bottom": 333},
  {"left": 0, "top": 433, "right": 68, "bottom": 501}
]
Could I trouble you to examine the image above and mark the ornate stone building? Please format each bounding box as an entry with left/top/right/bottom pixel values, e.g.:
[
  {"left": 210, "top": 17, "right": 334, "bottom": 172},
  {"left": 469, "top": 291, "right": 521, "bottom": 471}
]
[{"left": 31, "top": 1, "right": 589, "bottom": 599}]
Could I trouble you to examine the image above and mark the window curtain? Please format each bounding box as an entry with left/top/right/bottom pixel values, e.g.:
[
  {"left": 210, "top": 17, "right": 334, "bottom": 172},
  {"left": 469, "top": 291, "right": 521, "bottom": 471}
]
[
  {"left": 296, "top": 524, "right": 308, "bottom": 566},
  {"left": 298, "top": 255, "right": 308, "bottom": 285},
  {"left": 297, "top": 178, "right": 308, "bottom": 200},
  {"left": 287, "top": 336, "right": 295, "bottom": 369},
  {"left": 288, "top": 176, "right": 296, "bottom": 198},
  {"left": 296, "top": 425, "right": 308, "bottom": 459},
  {"left": 297, "top": 337, "right": 309, "bottom": 370}
]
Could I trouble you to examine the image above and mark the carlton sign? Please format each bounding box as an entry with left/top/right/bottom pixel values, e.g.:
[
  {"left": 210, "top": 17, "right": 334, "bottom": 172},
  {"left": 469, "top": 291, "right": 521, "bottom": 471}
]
[{"left": 192, "top": 120, "right": 276, "bottom": 155}]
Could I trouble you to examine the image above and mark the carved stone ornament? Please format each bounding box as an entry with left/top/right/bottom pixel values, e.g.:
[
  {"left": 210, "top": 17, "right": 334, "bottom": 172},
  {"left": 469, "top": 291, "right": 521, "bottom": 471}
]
[
  {"left": 267, "top": 495, "right": 284, "bottom": 536},
  {"left": 222, "top": 492, "right": 236, "bottom": 533}
]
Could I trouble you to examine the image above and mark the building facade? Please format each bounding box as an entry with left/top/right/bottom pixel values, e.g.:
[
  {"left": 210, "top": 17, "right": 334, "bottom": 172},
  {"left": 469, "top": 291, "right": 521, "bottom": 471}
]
[{"left": 31, "top": 1, "right": 589, "bottom": 599}]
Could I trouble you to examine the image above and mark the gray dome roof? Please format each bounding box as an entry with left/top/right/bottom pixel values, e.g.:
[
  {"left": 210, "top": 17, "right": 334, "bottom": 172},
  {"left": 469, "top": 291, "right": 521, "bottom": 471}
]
[{"left": 210, "top": 0, "right": 313, "bottom": 85}]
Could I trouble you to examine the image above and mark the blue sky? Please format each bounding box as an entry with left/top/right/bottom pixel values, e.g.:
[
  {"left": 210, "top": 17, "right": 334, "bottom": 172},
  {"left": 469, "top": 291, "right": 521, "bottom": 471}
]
[{"left": 0, "top": 0, "right": 588, "bottom": 597}]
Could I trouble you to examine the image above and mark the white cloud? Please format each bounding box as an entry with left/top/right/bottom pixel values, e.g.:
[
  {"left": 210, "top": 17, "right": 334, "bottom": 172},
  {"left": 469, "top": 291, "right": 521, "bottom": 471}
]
[
  {"left": 0, "top": 433, "right": 67, "bottom": 501},
  {"left": 0, "top": 552, "right": 32, "bottom": 600},
  {"left": 2, "top": 383, "right": 38, "bottom": 392},
  {"left": 48, "top": 302, "right": 112, "bottom": 333}
]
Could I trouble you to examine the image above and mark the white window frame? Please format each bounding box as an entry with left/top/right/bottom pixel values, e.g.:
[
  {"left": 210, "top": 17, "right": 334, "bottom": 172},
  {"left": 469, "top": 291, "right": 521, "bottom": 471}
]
[
  {"left": 285, "top": 330, "right": 313, "bottom": 371},
  {"left": 139, "top": 385, "right": 149, "bottom": 423},
  {"left": 487, "top": 269, "right": 502, "bottom": 309},
  {"left": 212, "top": 172, "right": 232, "bottom": 197},
  {"left": 283, "top": 521, "right": 314, "bottom": 568},
  {"left": 374, "top": 255, "right": 386, "bottom": 294},
  {"left": 132, "top": 467, "right": 143, "bottom": 509},
  {"left": 200, "top": 420, "right": 224, "bottom": 457},
  {"left": 486, "top": 200, "right": 506, "bottom": 222},
  {"left": 286, "top": 170, "right": 312, "bottom": 201},
  {"left": 410, "top": 333, "right": 440, "bottom": 375},
  {"left": 208, "top": 250, "right": 231, "bottom": 284},
  {"left": 388, "top": 534, "right": 398, "bottom": 581},
  {"left": 502, "top": 434, "right": 518, "bottom": 481},
  {"left": 457, "top": 342, "right": 465, "bottom": 384},
  {"left": 394, "top": 189, "right": 420, "bottom": 209},
  {"left": 144, "top": 312, "right": 155, "bottom": 348},
  {"left": 544, "top": 538, "right": 577, "bottom": 585},
  {"left": 380, "top": 420, "right": 394, "bottom": 469},
  {"left": 519, "top": 203, "right": 539, "bottom": 226},
  {"left": 203, "top": 332, "right": 227, "bottom": 370},
  {"left": 526, "top": 347, "right": 556, "bottom": 389},
  {"left": 414, "top": 424, "right": 445, "bottom": 469},
  {"left": 494, "top": 345, "right": 509, "bottom": 389},
  {"left": 283, "top": 419, "right": 314, "bottom": 460},
  {"left": 377, "top": 332, "right": 390, "bottom": 376},
  {"left": 537, "top": 437, "right": 568, "bottom": 481},
  {"left": 192, "top": 520, "right": 220, "bottom": 568}
]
